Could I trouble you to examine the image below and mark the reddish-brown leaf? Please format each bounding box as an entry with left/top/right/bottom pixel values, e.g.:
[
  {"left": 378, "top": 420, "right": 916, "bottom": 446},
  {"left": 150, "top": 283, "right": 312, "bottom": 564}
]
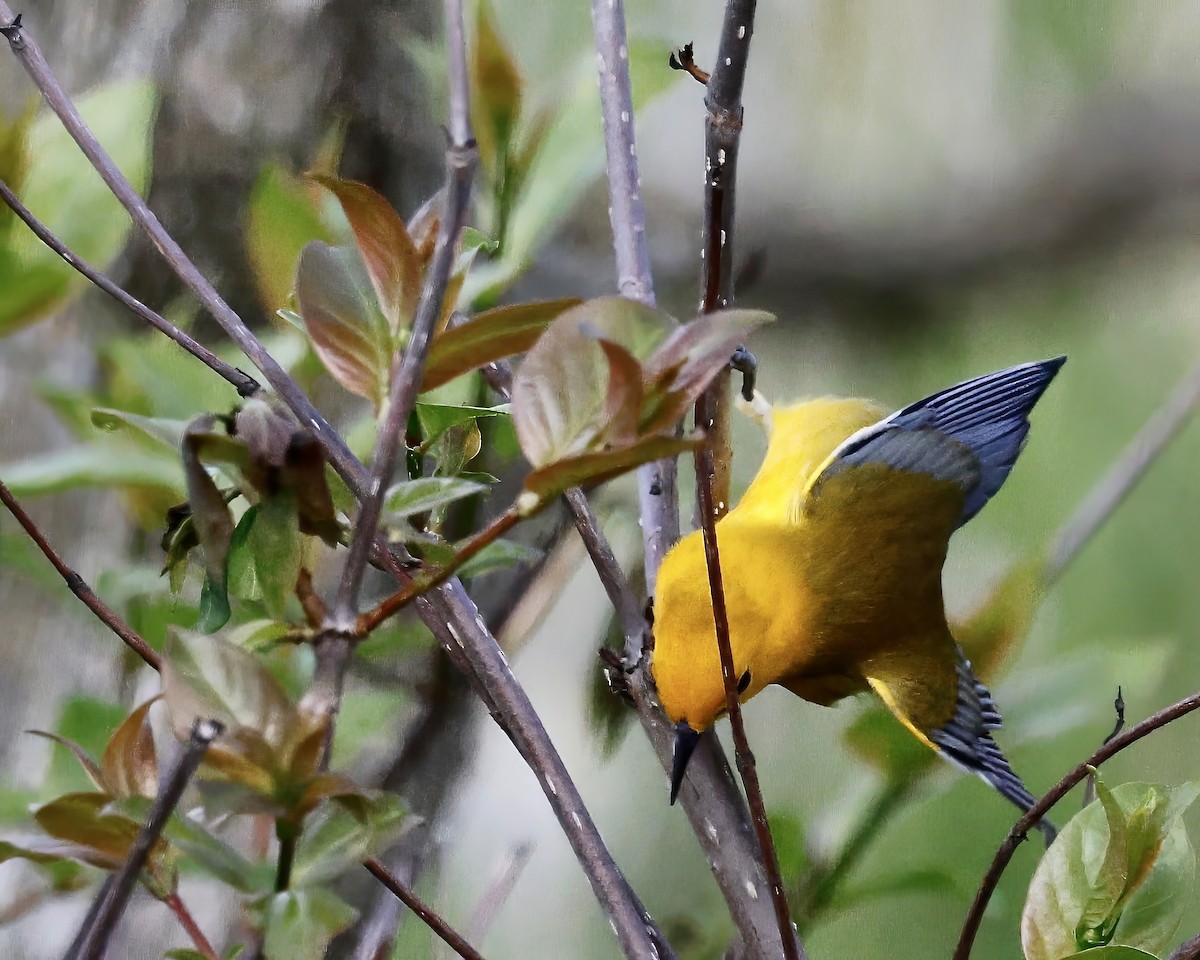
[
  {"left": 310, "top": 176, "right": 422, "bottom": 332},
  {"left": 511, "top": 297, "right": 674, "bottom": 467},
  {"left": 640, "top": 308, "right": 775, "bottom": 434},
  {"left": 100, "top": 697, "right": 159, "bottom": 801},
  {"left": 522, "top": 434, "right": 700, "bottom": 501},
  {"left": 295, "top": 241, "right": 392, "bottom": 406},
  {"left": 422, "top": 297, "right": 581, "bottom": 391},
  {"left": 596, "top": 338, "right": 643, "bottom": 447}
]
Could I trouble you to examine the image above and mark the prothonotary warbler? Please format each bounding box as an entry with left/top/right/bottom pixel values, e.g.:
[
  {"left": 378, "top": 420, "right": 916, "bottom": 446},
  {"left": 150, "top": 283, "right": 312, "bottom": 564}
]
[{"left": 653, "top": 358, "right": 1064, "bottom": 844}]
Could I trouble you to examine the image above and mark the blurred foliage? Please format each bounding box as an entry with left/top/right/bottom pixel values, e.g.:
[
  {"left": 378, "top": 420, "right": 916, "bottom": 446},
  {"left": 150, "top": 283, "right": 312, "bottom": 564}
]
[
  {"left": 0, "top": 80, "right": 155, "bottom": 335},
  {"left": 5, "top": 2, "right": 1200, "bottom": 960}
]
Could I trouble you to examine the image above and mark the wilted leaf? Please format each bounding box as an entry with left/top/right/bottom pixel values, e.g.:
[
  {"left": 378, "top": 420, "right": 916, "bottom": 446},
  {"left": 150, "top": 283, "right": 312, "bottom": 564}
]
[
  {"left": 1022, "top": 778, "right": 1200, "bottom": 959},
  {"left": 384, "top": 476, "right": 489, "bottom": 519},
  {"left": 291, "top": 793, "right": 408, "bottom": 887},
  {"left": 262, "top": 888, "right": 358, "bottom": 960},
  {"left": 295, "top": 241, "right": 391, "bottom": 405},
  {"left": 522, "top": 434, "right": 699, "bottom": 501},
  {"left": 310, "top": 176, "right": 421, "bottom": 333},
  {"left": 421, "top": 297, "right": 581, "bottom": 391},
  {"left": 430, "top": 420, "right": 482, "bottom": 477},
  {"left": 41, "top": 697, "right": 127, "bottom": 796},
  {"left": 99, "top": 698, "right": 159, "bottom": 801}
]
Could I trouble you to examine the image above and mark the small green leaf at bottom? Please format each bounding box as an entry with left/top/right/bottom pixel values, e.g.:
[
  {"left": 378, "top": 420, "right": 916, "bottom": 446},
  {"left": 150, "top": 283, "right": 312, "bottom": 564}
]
[{"left": 262, "top": 888, "right": 359, "bottom": 960}]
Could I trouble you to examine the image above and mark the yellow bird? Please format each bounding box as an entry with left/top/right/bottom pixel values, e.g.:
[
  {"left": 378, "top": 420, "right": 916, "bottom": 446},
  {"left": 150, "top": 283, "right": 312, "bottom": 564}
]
[{"left": 653, "top": 358, "right": 1064, "bottom": 842}]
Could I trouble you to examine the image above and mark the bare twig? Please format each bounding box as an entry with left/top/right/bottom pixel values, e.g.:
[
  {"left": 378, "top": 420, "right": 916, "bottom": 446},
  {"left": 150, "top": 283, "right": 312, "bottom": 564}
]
[
  {"left": 69, "top": 718, "right": 222, "bottom": 960},
  {"left": 1082, "top": 686, "right": 1126, "bottom": 807},
  {"left": 163, "top": 892, "right": 220, "bottom": 960},
  {"left": 364, "top": 858, "right": 488, "bottom": 960},
  {"left": 0, "top": 479, "right": 160, "bottom": 670},
  {"left": 689, "top": 4, "right": 802, "bottom": 959},
  {"left": 954, "top": 689, "right": 1200, "bottom": 960},
  {"left": 0, "top": 178, "right": 259, "bottom": 397},
  {"left": 589, "top": 0, "right": 678, "bottom": 593},
  {"left": 354, "top": 507, "right": 521, "bottom": 637},
  {"left": 1169, "top": 932, "right": 1200, "bottom": 960},
  {"left": 331, "top": 0, "right": 477, "bottom": 625},
  {"left": 0, "top": 4, "right": 364, "bottom": 488},
  {"left": 1046, "top": 356, "right": 1200, "bottom": 582},
  {"left": 467, "top": 842, "right": 534, "bottom": 944},
  {"left": 694, "top": 441, "right": 801, "bottom": 960}
]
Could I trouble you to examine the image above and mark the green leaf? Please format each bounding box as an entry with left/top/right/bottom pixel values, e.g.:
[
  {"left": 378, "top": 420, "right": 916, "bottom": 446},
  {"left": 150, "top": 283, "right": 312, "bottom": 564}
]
[
  {"left": 246, "top": 163, "right": 331, "bottom": 313},
  {"left": 199, "top": 574, "right": 232, "bottom": 633},
  {"left": 430, "top": 420, "right": 482, "bottom": 477},
  {"left": 464, "top": 42, "right": 680, "bottom": 305},
  {"left": 415, "top": 402, "right": 509, "bottom": 446},
  {"left": 249, "top": 495, "right": 302, "bottom": 619},
  {"left": 90, "top": 408, "right": 187, "bottom": 451},
  {"left": 291, "top": 793, "right": 408, "bottom": 887},
  {"left": 295, "top": 240, "right": 392, "bottom": 406},
  {"left": 768, "top": 812, "right": 810, "bottom": 884},
  {"left": 0, "top": 443, "right": 183, "bottom": 498},
  {"left": 262, "top": 888, "right": 359, "bottom": 960},
  {"left": 1022, "top": 779, "right": 1200, "bottom": 959},
  {"left": 834, "top": 868, "right": 956, "bottom": 911},
  {"left": 162, "top": 628, "right": 296, "bottom": 756},
  {"left": 182, "top": 416, "right": 236, "bottom": 628},
  {"left": 310, "top": 176, "right": 421, "bottom": 334},
  {"left": 227, "top": 506, "right": 263, "bottom": 603},
  {"left": 522, "top": 434, "right": 699, "bottom": 501},
  {"left": 1058, "top": 949, "right": 1160, "bottom": 959},
  {"left": 2, "top": 80, "right": 154, "bottom": 334},
  {"left": 457, "top": 537, "right": 541, "bottom": 578},
  {"left": 421, "top": 297, "right": 581, "bottom": 390},
  {"left": 471, "top": 0, "right": 523, "bottom": 184},
  {"left": 384, "top": 476, "right": 489, "bottom": 519},
  {"left": 167, "top": 816, "right": 271, "bottom": 894}
]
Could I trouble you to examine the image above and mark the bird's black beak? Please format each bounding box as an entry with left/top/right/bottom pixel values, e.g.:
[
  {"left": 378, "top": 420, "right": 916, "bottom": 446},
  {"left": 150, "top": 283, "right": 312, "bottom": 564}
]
[{"left": 670, "top": 722, "right": 701, "bottom": 805}]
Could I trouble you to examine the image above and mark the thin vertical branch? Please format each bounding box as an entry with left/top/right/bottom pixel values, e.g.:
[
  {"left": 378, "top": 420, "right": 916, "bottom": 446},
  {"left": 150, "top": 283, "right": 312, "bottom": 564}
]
[
  {"left": 0, "top": 479, "right": 161, "bottom": 670},
  {"left": 69, "top": 718, "right": 222, "bottom": 960},
  {"left": 691, "top": 4, "right": 801, "bottom": 959},
  {"left": 954, "top": 690, "right": 1200, "bottom": 960},
  {"left": 0, "top": 179, "right": 259, "bottom": 397},
  {"left": 1045, "top": 355, "right": 1200, "bottom": 583},
  {"left": 331, "top": 0, "right": 477, "bottom": 625},
  {"left": 589, "top": 0, "right": 678, "bottom": 593}
]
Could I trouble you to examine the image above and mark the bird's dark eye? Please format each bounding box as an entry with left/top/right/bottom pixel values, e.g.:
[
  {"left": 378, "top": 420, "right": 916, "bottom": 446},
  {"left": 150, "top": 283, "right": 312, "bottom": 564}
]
[{"left": 737, "top": 669, "right": 752, "bottom": 693}]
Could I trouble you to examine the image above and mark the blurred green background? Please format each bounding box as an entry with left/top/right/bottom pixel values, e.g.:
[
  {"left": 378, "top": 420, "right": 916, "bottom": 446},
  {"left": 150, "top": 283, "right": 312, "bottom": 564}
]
[{"left": 3, "top": 1, "right": 1200, "bottom": 958}]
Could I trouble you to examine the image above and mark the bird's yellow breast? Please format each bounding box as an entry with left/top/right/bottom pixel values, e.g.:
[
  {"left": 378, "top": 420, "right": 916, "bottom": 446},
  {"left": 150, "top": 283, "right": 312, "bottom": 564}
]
[{"left": 651, "top": 396, "right": 963, "bottom": 733}]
